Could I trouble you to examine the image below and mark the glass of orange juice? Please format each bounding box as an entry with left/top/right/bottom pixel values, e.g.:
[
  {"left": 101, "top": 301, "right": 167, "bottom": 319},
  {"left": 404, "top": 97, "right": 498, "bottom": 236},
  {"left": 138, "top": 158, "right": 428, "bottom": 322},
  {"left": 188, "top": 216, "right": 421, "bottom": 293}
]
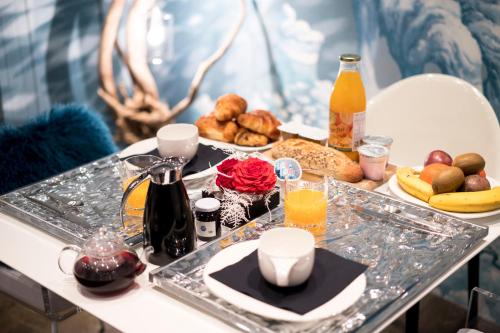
[
  {"left": 120, "top": 155, "right": 161, "bottom": 221},
  {"left": 284, "top": 179, "right": 328, "bottom": 236}
]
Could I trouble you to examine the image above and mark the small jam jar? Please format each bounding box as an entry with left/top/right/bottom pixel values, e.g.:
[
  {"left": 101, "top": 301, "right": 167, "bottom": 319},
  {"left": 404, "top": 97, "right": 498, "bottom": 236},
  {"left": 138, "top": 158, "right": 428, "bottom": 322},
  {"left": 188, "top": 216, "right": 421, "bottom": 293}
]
[
  {"left": 194, "top": 198, "right": 221, "bottom": 242},
  {"left": 358, "top": 144, "right": 389, "bottom": 181}
]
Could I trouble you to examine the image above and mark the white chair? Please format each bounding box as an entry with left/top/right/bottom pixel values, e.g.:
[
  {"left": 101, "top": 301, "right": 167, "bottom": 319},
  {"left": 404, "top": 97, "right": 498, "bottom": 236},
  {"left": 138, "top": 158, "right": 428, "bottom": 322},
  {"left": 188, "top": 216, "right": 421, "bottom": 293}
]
[
  {"left": 367, "top": 74, "right": 500, "bottom": 333},
  {"left": 366, "top": 74, "right": 500, "bottom": 178}
]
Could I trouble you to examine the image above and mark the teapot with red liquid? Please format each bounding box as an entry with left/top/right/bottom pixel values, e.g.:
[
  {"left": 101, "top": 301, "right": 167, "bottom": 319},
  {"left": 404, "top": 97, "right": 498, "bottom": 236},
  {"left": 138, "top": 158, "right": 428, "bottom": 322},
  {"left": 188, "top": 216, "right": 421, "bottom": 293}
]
[{"left": 58, "top": 227, "right": 146, "bottom": 294}]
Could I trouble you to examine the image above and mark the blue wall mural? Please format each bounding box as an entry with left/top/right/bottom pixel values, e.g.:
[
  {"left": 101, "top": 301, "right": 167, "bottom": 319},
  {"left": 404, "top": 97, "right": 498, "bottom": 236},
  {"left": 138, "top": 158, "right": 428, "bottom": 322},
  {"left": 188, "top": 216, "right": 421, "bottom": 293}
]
[{"left": 0, "top": 0, "right": 499, "bottom": 321}]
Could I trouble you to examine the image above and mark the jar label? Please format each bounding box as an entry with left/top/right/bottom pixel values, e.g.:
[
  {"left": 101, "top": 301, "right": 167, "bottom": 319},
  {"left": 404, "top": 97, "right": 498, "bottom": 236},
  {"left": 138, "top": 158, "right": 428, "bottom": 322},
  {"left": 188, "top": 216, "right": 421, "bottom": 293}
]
[
  {"left": 195, "top": 220, "right": 216, "bottom": 237},
  {"left": 329, "top": 111, "right": 365, "bottom": 151}
]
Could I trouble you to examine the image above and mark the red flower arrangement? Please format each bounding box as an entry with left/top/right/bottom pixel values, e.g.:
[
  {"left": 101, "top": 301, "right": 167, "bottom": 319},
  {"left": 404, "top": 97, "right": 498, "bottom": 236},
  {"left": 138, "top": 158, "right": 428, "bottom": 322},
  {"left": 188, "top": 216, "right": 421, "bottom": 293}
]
[{"left": 216, "top": 157, "right": 276, "bottom": 193}]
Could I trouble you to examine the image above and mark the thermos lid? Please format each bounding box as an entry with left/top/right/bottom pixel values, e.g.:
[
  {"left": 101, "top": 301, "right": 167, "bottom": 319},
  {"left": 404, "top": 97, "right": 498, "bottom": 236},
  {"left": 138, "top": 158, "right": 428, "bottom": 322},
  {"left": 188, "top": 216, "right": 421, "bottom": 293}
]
[{"left": 195, "top": 198, "right": 221, "bottom": 212}]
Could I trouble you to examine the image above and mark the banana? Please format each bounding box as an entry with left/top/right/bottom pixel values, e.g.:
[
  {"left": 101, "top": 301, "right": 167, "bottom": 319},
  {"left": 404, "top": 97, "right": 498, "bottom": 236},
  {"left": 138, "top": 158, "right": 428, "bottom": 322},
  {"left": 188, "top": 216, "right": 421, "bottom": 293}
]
[
  {"left": 396, "top": 167, "right": 434, "bottom": 202},
  {"left": 429, "top": 187, "right": 500, "bottom": 213}
]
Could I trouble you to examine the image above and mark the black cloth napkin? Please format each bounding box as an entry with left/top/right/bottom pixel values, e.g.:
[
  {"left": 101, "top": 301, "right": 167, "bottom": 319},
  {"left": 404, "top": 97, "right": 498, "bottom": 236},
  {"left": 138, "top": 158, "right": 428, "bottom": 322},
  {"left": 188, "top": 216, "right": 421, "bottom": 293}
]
[
  {"left": 122, "top": 143, "right": 230, "bottom": 177},
  {"left": 209, "top": 248, "right": 367, "bottom": 315}
]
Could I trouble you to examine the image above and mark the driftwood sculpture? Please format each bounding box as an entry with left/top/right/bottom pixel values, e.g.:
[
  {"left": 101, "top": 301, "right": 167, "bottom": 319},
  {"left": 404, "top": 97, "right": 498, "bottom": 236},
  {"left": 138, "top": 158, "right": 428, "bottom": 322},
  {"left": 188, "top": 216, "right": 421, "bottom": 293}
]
[{"left": 98, "top": 0, "right": 246, "bottom": 143}]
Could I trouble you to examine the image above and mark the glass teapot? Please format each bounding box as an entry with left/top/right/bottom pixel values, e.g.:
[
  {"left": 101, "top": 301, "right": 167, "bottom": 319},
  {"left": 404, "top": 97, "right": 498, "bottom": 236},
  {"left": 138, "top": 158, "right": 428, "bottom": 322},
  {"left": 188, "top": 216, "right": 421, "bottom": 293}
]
[{"left": 58, "top": 227, "right": 146, "bottom": 294}]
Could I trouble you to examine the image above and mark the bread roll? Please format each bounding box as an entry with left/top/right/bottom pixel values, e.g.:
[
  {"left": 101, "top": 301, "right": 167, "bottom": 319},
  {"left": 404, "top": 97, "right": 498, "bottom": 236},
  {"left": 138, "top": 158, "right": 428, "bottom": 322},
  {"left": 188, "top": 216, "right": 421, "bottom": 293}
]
[
  {"left": 214, "top": 93, "right": 247, "bottom": 121},
  {"left": 195, "top": 113, "right": 239, "bottom": 143},
  {"left": 271, "top": 138, "right": 364, "bottom": 183},
  {"left": 237, "top": 110, "right": 281, "bottom": 140},
  {"left": 234, "top": 128, "right": 268, "bottom": 147}
]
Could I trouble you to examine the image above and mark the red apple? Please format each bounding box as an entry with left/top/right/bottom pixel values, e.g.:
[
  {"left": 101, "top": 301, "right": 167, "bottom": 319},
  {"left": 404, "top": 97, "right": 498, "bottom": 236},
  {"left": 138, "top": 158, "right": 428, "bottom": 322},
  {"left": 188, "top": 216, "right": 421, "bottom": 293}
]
[{"left": 424, "top": 150, "right": 453, "bottom": 166}]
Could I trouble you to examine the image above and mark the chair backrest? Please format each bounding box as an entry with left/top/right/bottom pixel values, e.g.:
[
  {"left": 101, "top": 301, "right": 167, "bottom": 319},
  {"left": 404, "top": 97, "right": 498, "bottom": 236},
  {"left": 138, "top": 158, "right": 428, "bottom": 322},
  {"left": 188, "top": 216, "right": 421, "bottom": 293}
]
[
  {"left": 462, "top": 286, "right": 500, "bottom": 332},
  {"left": 366, "top": 74, "right": 500, "bottom": 178}
]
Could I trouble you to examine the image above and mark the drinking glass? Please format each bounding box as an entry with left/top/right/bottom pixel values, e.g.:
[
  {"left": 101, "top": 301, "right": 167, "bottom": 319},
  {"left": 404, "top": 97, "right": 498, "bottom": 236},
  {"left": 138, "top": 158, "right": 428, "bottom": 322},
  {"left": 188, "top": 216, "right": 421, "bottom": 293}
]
[
  {"left": 119, "top": 155, "right": 162, "bottom": 226},
  {"left": 284, "top": 179, "right": 328, "bottom": 236}
]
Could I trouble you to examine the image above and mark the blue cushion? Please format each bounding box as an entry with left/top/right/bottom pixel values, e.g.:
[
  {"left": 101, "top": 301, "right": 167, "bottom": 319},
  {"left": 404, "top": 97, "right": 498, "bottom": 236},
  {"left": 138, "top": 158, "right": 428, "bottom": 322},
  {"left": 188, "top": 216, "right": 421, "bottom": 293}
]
[{"left": 0, "top": 104, "right": 118, "bottom": 194}]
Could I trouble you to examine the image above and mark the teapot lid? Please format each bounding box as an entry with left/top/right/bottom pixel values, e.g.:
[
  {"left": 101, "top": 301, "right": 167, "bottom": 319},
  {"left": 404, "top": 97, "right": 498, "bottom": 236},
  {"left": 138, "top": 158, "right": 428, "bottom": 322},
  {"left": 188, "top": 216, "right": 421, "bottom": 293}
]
[{"left": 83, "top": 227, "right": 125, "bottom": 257}]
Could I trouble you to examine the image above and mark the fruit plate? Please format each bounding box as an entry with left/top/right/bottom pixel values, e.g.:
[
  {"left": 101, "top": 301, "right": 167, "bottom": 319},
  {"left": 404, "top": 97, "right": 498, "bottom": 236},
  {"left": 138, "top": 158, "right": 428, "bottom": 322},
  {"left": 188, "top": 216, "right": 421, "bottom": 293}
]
[
  {"left": 203, "top": 240, "right": 366, "bottom": 323},
  {"left": 388, "top": 166, "right": 500, "bottom": 219}
]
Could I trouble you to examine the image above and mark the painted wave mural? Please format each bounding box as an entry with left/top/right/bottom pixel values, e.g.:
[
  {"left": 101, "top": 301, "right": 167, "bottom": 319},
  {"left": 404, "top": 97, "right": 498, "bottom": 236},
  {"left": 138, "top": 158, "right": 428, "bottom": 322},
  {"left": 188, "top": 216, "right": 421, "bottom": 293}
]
[{"left": 353, "top": 0, "right": 499, "bottom": 116}]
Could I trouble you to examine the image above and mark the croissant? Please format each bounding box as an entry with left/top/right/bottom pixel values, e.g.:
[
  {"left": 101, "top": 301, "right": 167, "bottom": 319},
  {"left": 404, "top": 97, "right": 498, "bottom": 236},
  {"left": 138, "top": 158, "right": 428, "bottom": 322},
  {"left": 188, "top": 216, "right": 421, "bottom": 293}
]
[
  {"left": 214, "top": 93, "right": 247, "bottom": 121},
  {"left": 237, "top": 110, "right": 281, "bottom": 140},
  {"left": 195, "top": 113, "right": 239, "bottom": 143},
  {"left": 233, "top": 128, "right": 269, "bottom": 147}
]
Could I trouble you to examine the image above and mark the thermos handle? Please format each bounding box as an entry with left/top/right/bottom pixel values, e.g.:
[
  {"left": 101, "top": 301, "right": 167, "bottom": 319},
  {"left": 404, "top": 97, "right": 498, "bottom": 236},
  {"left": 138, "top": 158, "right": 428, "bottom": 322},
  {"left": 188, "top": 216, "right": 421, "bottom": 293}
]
[{"left": 121, "top": 171, "right": 151, "bottom": 228}]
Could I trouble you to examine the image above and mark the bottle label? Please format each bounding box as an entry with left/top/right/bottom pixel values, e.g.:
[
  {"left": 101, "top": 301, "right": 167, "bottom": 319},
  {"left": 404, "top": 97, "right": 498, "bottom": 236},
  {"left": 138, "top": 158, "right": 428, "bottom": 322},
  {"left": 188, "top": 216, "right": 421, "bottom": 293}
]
[
  {"left": 195, "top": 220, "right": 216, "bottom": 237},
  {"left": 329, "top": 111, "right": 365, "bottom": 151}
]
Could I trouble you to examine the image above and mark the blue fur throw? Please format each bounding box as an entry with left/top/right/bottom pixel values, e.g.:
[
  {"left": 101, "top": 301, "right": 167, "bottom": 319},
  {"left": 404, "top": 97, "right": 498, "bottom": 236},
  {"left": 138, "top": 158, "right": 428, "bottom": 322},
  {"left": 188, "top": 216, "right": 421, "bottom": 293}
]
[{"left": 0, "top": 104, "right": 118, "bottom": 195}]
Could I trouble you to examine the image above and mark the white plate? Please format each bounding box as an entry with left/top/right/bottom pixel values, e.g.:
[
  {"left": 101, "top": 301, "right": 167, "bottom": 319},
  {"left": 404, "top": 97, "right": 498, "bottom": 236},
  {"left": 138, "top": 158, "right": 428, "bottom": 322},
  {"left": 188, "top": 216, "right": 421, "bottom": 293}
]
[
  {"left": 199, "top": 137, "right": 274, "bottom": 152},
  {"left": 203, "top": 240, "right": 366, "bottom": 322},
  {"left": 388, "top": 166, "right": 500, "bottom": 219},
  {"left": 118, "top": 137, "right": 222, "bottom": 181}
]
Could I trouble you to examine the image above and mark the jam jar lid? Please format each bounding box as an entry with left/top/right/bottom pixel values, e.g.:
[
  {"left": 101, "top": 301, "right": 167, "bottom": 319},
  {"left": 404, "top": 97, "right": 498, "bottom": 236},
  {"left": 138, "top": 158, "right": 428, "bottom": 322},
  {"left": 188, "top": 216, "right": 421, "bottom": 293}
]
[
  {"left": 83, "top": 227, "right": 126, "bottom": 258},
  {"left": 195, "top": 198, "right": 221, "bottom": 212}
]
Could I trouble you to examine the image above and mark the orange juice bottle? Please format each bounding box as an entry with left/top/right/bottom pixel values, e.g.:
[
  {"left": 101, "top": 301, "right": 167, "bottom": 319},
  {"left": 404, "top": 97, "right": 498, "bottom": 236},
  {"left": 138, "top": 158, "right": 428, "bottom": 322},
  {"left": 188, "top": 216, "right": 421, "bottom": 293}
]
[{"left": 329, "top": 54, "right": 366, "bottom": 161}]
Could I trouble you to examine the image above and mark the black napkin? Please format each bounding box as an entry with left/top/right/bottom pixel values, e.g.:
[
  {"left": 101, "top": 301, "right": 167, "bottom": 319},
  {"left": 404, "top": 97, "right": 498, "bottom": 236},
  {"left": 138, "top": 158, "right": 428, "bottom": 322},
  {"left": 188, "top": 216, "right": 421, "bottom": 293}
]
[
  {"left": 209, "top": 248, "right": 367, "bottom": 315},
  {"left": 122, "top": 143, "right": 230, "bottom": 176}
]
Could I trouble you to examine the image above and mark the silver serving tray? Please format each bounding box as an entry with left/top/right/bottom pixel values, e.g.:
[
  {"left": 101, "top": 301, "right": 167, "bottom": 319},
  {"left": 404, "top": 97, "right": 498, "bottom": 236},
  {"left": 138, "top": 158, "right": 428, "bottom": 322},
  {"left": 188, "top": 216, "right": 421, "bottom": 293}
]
[{"left": 149, "top": 181, "right": 488, "bottom": 333}]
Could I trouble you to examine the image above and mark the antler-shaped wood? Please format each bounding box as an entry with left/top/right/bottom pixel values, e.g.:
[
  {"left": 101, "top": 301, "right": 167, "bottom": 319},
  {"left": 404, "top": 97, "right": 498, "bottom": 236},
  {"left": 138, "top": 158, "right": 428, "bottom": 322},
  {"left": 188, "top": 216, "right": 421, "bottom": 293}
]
[{"left": 98, "top": 0, "right": 246, "bottom": 143}]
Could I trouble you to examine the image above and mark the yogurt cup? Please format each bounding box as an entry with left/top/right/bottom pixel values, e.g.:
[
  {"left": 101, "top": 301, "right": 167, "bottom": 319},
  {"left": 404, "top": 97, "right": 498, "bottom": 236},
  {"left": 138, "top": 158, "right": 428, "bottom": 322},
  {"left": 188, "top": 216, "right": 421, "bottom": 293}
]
[
  {"left": 362, "top": 135, "right": 393, "bottom": 166},
  {"left": 358, "top": 144, "right": 389, "bottom": 181}
]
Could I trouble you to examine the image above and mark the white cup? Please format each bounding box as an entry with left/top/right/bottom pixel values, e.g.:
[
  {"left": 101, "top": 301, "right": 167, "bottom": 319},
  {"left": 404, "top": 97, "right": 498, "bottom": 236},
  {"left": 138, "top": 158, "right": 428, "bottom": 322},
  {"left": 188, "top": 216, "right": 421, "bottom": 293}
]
[
  {"left": 258, "top": 228, "right": 315, "bottom": 287},
  {"left": 156, "top": 124, "right": 199, "bottom": 160}
]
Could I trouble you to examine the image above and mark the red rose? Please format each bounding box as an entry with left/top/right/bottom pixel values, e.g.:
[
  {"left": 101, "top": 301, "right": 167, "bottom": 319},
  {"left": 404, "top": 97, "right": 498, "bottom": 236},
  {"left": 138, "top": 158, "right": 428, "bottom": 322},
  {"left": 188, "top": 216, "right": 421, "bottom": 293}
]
[
  {"left": 232, "top": 158, "right": 276, "bottom": 193},
  {"left": 216, "top": 158, "right": 239, "bottom": 190}
]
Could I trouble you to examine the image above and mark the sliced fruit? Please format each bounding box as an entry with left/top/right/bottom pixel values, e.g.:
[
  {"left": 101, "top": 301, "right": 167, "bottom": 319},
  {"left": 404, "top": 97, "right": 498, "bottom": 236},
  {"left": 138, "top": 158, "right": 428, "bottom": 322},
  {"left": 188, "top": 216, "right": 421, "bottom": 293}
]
[
  {"left": 396, "top": 167, "right": 434, "bottom": 202},
  {"left": 419, "top": 163, "right": 450, "bottom": 184},
  {"left": 429, "top": 187, "right": 500, "bottom": 213}
]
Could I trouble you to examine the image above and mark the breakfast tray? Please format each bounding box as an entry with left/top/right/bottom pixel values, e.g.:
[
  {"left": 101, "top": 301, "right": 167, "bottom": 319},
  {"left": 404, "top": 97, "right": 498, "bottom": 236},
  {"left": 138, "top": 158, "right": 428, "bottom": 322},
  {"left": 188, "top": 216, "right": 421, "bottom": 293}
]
[
  {"left": 150, "top": 181, "right": 488, "bottom": 333},
  {"left": 0, "top": 155, "right": 138, "bottom": 245}
]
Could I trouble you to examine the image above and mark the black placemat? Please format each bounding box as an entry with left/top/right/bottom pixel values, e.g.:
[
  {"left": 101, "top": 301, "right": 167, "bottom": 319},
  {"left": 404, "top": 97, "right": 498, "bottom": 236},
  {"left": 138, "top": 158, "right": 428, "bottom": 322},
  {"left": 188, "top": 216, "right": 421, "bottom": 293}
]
[
  {"left": 209, "top": 248, "right": 367, "bottom": 315},
  {"left": 122, "top": 143, "right": 230, "bottom": 176}
]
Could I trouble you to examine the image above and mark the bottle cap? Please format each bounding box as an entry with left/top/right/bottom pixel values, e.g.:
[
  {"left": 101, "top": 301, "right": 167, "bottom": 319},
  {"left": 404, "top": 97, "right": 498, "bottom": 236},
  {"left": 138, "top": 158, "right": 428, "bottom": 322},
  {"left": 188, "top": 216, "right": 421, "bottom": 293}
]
[
  {"left": 195, "top": 198, "right": 221, "bottom": 212},
  {"left": 340, "top": 54, "right": 361, "bottom": 62}
]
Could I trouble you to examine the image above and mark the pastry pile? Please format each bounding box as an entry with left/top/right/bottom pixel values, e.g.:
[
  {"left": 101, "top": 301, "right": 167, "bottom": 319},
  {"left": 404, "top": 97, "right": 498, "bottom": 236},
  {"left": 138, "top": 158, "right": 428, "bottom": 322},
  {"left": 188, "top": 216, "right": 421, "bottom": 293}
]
[{"left": 195, "top": 94, "right": 281, "bottom": 147}]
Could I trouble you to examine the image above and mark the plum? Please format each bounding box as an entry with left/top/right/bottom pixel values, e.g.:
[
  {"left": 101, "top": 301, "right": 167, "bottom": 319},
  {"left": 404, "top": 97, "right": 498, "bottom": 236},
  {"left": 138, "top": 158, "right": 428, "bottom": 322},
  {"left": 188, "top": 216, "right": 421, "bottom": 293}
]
[{"left": 424, "top": 150, "right": 453, "bottom": 166}]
